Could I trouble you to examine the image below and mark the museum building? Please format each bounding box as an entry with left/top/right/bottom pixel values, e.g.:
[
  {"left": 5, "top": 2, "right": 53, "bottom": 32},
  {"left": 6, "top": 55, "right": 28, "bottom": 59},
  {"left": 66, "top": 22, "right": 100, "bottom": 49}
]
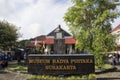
[{"left": 26, "top": 25, "right": 76, "bottom": 54}]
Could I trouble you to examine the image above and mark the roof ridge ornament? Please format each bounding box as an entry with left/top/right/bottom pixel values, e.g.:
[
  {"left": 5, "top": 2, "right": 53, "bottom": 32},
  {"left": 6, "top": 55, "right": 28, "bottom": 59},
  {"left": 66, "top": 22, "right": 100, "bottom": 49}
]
[
  {"left": 58, "top": 24, "right": 61, "bottom": 28},
  {"left": 55, "top": 24, "right": 61, "bottom": 32}
]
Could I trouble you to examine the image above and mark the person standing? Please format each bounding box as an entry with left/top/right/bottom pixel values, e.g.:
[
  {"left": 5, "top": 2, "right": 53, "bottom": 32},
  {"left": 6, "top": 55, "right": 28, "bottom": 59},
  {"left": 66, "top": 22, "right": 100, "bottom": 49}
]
[
  {"left": 112, "top": 54, "right": 116, "bottom": 65},
  {"left": 16, "top": 49, "right": 22, "bottom": 65}
]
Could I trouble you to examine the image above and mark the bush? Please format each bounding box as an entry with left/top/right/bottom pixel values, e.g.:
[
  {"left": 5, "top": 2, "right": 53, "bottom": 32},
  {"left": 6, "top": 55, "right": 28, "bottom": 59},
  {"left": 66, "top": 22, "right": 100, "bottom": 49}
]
[
  {"left": 29, "top": 74, "right": 96, "bottom": 80},
  {"left": 88, "top": 74, "right": 96, "bottom": 80},
  {"left": 6, "top": 64, "right": 27, "bottom": 73}
]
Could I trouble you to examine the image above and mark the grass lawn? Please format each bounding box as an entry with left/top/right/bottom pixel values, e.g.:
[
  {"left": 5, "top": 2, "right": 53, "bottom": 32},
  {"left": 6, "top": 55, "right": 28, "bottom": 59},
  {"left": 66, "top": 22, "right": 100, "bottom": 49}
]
[
  {"left": 29, "top": 74, "right": 96, "bottom": 80},
  {"left": 95, "top": 64, "right": 113, "bottom": 73},
  {"left": 5, "top": 64, "right": 27, "bottom": 73}
]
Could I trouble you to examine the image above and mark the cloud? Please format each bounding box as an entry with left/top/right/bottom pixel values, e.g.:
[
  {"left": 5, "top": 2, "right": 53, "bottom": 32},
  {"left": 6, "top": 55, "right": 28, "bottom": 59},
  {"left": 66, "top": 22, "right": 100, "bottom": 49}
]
[{"left": 0, "top": 0, "right": 71, "bottom": 40}]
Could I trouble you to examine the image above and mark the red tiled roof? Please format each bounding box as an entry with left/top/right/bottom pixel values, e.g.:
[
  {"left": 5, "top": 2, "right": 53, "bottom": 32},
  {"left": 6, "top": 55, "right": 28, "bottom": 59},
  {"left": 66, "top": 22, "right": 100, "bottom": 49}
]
[
  {"left": 65, "top": 38, "right": 76, "bottom": 44},
  {"left": 112, "top": 24, "right": 120, "bottom": 32},
  {"left": 26, "top": 42, "right": 33, "bottom": 47},
  {"left": 35, "top": 43, "right": 42, "bottom": 46},
  {"left": 44, "top": 38, "right": 76, "bottom": 44},
  {"left": 26, "top": 38, "right": 76, "bottom": 46},
  {"left": 44, "top": 38, "right": 54, "bottom": 44},
  {"left": 26, "top": 42, "right": 42, "bottom": 47}
]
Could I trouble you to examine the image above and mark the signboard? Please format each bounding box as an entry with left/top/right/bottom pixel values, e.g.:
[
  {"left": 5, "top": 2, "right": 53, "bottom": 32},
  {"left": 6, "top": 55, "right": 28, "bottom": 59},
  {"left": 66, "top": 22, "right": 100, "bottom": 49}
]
[{"left": 28, "top": 54, "right": 95, "bottom": 75}]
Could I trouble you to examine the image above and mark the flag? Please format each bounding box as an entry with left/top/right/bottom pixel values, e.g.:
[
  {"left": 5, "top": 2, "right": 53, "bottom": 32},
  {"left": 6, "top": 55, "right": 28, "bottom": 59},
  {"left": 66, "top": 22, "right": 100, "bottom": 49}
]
[
  {"left": 42, "top": 41, "right": 45, "bottom": 49},
  {"left": 34, "top": 39, "right": 38, "bottom": 46}
]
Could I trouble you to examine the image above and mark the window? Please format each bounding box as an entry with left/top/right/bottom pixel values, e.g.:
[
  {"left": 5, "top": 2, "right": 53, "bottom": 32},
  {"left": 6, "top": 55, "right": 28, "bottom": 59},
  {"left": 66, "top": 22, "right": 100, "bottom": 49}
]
[{"left": 56, "top": 32, "right": 62, "bottom": 39}]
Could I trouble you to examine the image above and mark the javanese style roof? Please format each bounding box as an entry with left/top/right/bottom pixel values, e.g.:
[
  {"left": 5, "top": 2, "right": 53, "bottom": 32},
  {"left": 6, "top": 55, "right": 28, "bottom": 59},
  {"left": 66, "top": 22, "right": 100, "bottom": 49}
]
[
  {"left": 47, "top": 25, "right": 71, "bottom": 37},
  {"left": 26, "top": 38, "right": 76, "bottom": 46},
  {"left": 44, "top": 38, "right": 76, "bottom": 44},
  {"left": 44, "top": 38, "right": 54, "bottom": 44},
  {"left": 26, "top": 25, "right": 76, "bottom": 47},
  {"left": 112, "top": 24, "right": 120, "bottom": 32},
  {"left": 65, "top": 38, "right": 76, "bottom": 44}
]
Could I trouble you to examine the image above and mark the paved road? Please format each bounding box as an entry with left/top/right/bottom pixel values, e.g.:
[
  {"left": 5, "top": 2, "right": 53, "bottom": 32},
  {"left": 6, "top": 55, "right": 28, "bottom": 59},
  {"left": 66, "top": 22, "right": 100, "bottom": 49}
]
[
  {"left": 0, "top": 61, "right": 29, "bottom": 80},
  {"left": 96, "top": 65, "right": 120, "bottom": 80},
  {"left": 0, "top": 70, "right": 29, "bottom": 80}
]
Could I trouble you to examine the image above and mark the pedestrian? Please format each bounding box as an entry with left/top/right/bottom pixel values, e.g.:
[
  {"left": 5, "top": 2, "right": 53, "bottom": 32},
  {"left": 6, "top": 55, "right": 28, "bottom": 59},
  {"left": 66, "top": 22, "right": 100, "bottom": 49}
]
[
  {"left": 1, "top": 52, "right": 8, "bottom": 68},
  {"left": 16, "top": 49, "right": 22, "bottom": 65},
  {"left": 112, "top": 54, "right": 116, "bottom": 66},
  {"left": 24, "top": 52, "right": 27, "bottom": 65},
  {"left": 0, "top": 52, "right": 3, "bottom": 69},
  {"left": 116, "top": 53, "right": 119, "bottom": 64}
]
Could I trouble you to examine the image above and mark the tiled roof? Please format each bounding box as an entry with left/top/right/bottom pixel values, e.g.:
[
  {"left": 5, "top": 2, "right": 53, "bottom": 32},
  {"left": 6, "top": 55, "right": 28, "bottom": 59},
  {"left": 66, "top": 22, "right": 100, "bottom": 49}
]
[
  {"left": 65, "top": 38, "right": 76, "bottom": 44},
  {"left": 44, "top": 38, "right": 54, "bottom": 44},
  {"left": 112, "top": 24, "right": 120, "bottom": 32},
  {"left": 26, "top": 26, "right": 76, "bottom": 47},
  {"left": 26, "top": 42, "right": 42, "bottom": 47},
  {"left": 44, "top": 38, "right": 76, "bottom": 44},
  {"left": 47, "top": 25, "right": 71, "bottom": 37}
]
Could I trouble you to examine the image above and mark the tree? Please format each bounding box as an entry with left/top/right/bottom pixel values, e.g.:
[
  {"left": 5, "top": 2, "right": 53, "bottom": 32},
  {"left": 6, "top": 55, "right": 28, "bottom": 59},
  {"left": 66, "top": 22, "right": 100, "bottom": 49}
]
[
  {"left": 64, "top": 0, "right": 120, "bottom": 66},
  {"left": 0, "top": 20, "right": 20, "bottom": 50},
  {"left": 16, "top": 39, "right": 29, "bottom": 48}
]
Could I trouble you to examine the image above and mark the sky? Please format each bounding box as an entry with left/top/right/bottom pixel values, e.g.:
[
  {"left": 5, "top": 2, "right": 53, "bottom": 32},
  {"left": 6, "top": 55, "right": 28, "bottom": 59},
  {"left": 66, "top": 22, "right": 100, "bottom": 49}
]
[
  {"left": 0, "top": 0, "right": 120, "bottom": 40},
  {"left": 0, "top": 0, "right": 71, "bottom": 40}
]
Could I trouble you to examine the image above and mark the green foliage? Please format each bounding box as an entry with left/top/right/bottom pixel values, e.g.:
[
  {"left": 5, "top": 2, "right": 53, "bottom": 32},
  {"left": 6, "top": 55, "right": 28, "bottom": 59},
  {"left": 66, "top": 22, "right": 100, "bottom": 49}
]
[
  {"left": 30, "top": 74, "right": 96, "bottom": 80},
  {"left": 88, "top": 74, "right": 96, "bottom": 80},
  {"left": 103, "top": 64, "right": 113, "bottom": 69},
  {"left": 114, "top": 0, "right": 119, "bottom": 2},
  {"left": 6, "top": 64, "right": 27, "bottom": 73},
  {"left": 16, "top": 39, "right": 29, "bottom": 48},
  {"left": 94, "top": 53, "right": 104, "bottom": 67},
  {"left": 0, "top": 20, "right": 19, "bottom": 50},
  {"left": 95, "top": 64, "right": 113, "bottom": 73},
  {"left": 64, "top": 0, "right": 120, "bottom": 66}
]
